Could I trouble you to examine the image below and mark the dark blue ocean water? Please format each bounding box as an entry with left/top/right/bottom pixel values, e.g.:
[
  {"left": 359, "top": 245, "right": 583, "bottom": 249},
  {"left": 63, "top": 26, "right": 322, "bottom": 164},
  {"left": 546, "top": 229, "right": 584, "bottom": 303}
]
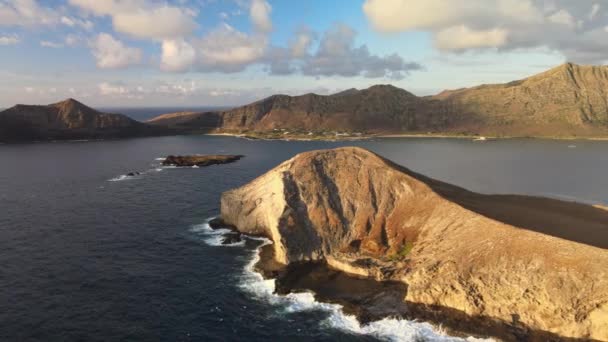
[{"left": 1, "top": 135, "right": 607, "bottom": 342}]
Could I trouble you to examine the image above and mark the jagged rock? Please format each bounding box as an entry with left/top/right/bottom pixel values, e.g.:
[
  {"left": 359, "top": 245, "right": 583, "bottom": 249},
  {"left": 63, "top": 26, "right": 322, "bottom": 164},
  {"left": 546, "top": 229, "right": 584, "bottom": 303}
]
[
  {"left": 220, "top": 147, "right": 608, "bottom": 340},
  {"left": 162, "top": 155, "right": 243, "bottom": 167},
  {"left": 220, "top": 233, "right": 242, "bottom": 245}
]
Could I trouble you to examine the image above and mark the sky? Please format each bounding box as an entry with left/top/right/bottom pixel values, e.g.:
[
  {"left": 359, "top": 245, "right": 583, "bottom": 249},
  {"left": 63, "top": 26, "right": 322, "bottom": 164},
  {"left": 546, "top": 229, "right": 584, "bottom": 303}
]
[{"left": 0, "top": 0, "right": 606, "bottom": 107}]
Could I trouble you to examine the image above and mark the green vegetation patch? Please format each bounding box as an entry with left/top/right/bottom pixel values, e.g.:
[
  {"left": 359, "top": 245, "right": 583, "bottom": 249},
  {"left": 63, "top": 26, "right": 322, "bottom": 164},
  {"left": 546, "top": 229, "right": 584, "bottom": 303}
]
[{"left": 388, "top": 241, "right": 414, "bottom": 261}]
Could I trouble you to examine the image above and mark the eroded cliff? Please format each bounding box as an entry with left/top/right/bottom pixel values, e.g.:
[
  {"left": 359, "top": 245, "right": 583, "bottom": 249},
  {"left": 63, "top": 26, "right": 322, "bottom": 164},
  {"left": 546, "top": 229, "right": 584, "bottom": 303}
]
[{"left": 221, "top": 147, "right": 608, "bottom": 341}]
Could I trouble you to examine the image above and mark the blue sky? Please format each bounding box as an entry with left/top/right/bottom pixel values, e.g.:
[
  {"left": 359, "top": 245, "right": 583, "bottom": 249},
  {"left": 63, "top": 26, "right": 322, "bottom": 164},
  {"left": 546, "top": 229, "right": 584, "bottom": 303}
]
[{"left": 0, "top": 0, "right": 604, "bottom": 107}]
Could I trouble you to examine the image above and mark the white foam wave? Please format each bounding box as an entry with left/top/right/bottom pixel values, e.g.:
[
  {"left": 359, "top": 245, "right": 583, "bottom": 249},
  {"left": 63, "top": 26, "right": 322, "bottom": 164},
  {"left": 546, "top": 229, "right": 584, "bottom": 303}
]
[
  {"left": 237, "top": 240, "right": 492, "bottom": 342},
  {"left": 107, "top": 164, "right": 169, "bottom": 181},
  {"left": 193, "top": 218, "right": 492, "bottom": 341},
  {"left": 108, "top": 174, "right": 138, "bottom": 182},
  {"left": 190, "top": 222, "right": 246, "bottom": 247},
  {"left": 154, "top": 157, "right": 166, "bottom": 161}
]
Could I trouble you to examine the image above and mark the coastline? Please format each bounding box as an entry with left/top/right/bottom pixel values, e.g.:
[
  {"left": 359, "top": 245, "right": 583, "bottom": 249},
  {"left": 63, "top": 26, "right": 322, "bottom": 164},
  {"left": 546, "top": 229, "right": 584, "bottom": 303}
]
[
  {"left": 251, "top": 242, "right": 599, "bottom": 342},
  {"left": 205, "top": 132, "right": 608, "bottom": 142},
  {"left": 4, "top": 131, "right": 608, "bottom": 145}
]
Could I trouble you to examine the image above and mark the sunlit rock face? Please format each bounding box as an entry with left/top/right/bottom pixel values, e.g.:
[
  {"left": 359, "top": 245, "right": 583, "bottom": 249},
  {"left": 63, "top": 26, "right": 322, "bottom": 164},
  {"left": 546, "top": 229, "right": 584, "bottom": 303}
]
[{"left": 221, "top": 146, "right": 608, "bottom": 340}]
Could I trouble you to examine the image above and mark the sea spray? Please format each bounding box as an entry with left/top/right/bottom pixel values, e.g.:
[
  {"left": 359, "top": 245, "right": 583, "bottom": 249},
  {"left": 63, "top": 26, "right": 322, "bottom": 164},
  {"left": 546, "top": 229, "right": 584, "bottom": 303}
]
[
  {"left": 190, "top": 222, "right": 246, "bottom": 247},
  {"left": 194, "top": 218, "right": 492, "bottom": 342}
]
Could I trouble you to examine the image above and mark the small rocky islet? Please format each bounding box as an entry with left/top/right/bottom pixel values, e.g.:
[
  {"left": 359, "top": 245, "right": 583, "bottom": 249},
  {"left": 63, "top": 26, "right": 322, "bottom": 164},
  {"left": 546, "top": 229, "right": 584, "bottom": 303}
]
[
  {"left": 162, "top": 155, "right": 243, "bottom": 167},
  {"left": 215, "top": 146, "right": 608, "bottom": 341}
]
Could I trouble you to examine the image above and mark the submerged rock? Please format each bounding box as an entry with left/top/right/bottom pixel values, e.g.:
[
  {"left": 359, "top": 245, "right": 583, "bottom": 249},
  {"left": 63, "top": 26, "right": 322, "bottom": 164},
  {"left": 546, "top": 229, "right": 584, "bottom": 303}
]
[
  {"left": 220, "top": 233, "right": 242, "bottom": 245},
  {"left": 220, "top": 146, "right": 608, "bottom": 341},
  {"left": 163, "top": 155, "right": 243, "bottom": 167}
]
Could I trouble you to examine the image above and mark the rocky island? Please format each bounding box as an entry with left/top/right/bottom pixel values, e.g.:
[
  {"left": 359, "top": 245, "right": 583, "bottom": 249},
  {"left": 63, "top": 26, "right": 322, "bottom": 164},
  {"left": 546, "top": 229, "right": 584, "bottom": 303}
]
[
  {"left": 162, "top": 155, "right": 243, "bottom": 167},
  {"left": 219, "top": 147, "right": 608, "bottom": 341}
]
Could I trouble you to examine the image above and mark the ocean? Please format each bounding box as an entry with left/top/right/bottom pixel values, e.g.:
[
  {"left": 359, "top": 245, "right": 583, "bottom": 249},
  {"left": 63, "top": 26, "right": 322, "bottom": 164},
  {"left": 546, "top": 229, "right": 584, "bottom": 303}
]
[{"left": 1, "top": 135, "right": 607, "bottom": 341}]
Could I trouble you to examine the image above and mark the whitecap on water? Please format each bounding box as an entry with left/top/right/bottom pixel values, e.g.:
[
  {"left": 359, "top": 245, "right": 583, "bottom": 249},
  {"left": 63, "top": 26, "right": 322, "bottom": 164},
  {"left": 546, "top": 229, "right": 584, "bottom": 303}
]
[{"left": 108, "top": 174, "right": 138, "bottom": 182}]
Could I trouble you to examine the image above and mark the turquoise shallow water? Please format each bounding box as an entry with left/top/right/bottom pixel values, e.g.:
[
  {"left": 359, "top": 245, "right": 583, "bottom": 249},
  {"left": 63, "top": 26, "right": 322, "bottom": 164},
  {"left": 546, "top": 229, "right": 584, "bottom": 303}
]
[{"left": 1, "top": 135, "right": 606, "bottom": 341}]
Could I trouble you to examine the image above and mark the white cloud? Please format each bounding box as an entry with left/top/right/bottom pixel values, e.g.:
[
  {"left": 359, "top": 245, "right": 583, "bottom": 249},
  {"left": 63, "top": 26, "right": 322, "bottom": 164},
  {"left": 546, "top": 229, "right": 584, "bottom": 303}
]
[
  {"left": 0, "top": 0, "right": 59, "bottom": 26},
  {"left": 195, "top": 24, "right": 268, "bottom": 72},
  {"left": 41, "top": 34, "right": 82, "bottom": 48},
  {"left": 589, "top": 3, "right": 601, "bottom": 20},
  {"left": 435, "top": 26, "right": 509, "bottom": 50},
  {"left": 99, "top": 82, "right": 133, "bottom": 96},
  {"left": 0, "top": 0, "right": 93, "bottom": 30},
  {"left": 65, "top": 34, "right": 82, "bottom": 46},
  {"left": 69, "top": 0, "right": 197, "bottom": 40},
  {"left": 113, "top": 6, "right": 197, "bottom": 40},
  {"left": 60, "top": 16, "right": 94, "bottom": 30},
  {"left": 0, "top": 34, "right": 19, "bottom": 45},
  {"left": 548, "top": 9, "right": 576, "bottom": 28},
  {"left": 290, "top": 28, "right": 315, "bottom": 58},
  {"left": 90, "top": 33, "right": 142, "bottom": 69},
  {"left": 298, "top": 24, "right": 421, "bottom": 79},
  {"left": 363, "top": 0, "right": 608, "bottom": 63},
  {"left": 250, "top": 0, "right": 272, "bottom": 32},
  {"left": 161, "top": 39, "right": 196, "bottom": 72},
  {"left": 40, "top": 40, "right": 64, "bottom": 48}
]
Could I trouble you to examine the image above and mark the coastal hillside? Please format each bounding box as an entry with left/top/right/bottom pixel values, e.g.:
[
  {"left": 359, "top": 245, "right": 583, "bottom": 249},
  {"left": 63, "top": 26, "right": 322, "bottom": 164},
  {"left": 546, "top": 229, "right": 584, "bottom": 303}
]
[
  {"left": 0, "top": 99, "right": 163, "bottom": 142},
  {"left": 435, "top": 62, "right": 608, "bottom": 136},
  {"left": 146, "top": 110, "right": 222, "bottom": 130},
  {"left": 220, "top": 147, "right": 608, "bottom": 341},
  {"left": 147, "top": 85, "right": 454, "bottom": 134},
  {"left": 149, "top": 63, "right": 608, "bottom": 138}
]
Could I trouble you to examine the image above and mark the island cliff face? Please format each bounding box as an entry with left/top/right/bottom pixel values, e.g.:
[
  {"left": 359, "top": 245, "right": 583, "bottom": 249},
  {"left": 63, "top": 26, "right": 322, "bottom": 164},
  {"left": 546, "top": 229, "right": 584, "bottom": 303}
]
[
  {"left": 0, "top": 99, "right": 164, "bottom": 142},
  {"left": 150, "top": 63, "right": 608, "bottom": 138},
  {"left": 221, "top": 147, "right": 608, "bottom": 341}
]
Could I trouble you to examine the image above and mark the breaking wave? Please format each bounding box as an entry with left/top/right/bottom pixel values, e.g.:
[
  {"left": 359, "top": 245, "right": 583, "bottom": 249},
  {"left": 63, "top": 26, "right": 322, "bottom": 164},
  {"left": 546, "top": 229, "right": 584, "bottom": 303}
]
[
  {"left": 195, "top": 218, "right": 493, "bottom": 342},
  {"left": 190, "top": 222, "right": 246, "bottom": 247}
]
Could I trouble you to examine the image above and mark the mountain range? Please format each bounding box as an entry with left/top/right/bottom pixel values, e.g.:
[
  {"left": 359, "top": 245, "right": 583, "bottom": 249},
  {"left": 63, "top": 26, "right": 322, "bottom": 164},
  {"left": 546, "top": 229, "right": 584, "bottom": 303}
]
[
  {"left": 147, "top": 62, "right": 608, "bottom": 138},
  {"left": 2, "top": 63, "right": 608, "bottom": 142}
]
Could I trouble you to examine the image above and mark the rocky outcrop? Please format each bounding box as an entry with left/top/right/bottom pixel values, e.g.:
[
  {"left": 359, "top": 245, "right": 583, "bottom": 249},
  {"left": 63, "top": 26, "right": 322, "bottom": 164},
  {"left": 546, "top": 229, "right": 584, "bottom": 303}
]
[
  {"left": 163, "top": 155, "right": 243, "bottom": 167},
  {"left": 221, "top": 147, "right": 608, "bottom": 341},
  {"left": 149, "top": 63, "right": 608, "bottom": 138},
  {"left": 0, "top": 98, "right": 166, "bottom": 142}
]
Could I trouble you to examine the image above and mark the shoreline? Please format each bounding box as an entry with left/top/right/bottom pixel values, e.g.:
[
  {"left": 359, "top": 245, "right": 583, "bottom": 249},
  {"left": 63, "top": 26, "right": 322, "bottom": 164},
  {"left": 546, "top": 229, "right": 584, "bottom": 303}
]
[
  {"left": 250, "top": 243, "right": 597, "bottom": 342},
  {"left": 3, "top": 132, "right": 608, "bottom": 145},
  {"left": 206, "top": 132, "right": 608, "bottom": 142}
]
